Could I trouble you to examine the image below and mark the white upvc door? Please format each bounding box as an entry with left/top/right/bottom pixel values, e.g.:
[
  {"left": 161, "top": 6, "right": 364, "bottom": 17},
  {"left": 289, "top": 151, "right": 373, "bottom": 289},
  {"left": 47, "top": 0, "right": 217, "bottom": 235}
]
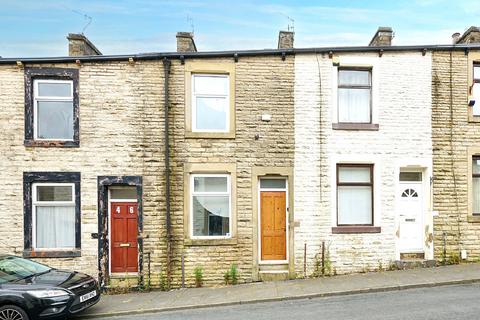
[{"left": 398, "top": 180, "right": 424, "bottom": 252}]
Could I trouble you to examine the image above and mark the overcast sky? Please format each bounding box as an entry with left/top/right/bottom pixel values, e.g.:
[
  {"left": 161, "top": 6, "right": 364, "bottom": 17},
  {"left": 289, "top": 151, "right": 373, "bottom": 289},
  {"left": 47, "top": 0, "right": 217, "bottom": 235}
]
[{"left": 0, "top": 0, "right": 478, "bottom": 57}]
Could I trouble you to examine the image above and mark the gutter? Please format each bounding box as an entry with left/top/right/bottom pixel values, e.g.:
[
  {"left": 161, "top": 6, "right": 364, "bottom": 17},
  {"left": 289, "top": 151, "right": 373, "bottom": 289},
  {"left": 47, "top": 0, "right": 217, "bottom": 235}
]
[
  {"left": 162, "top": 58, "right": 173, "bottom": 286},
  {"left": 2, "top": 44, "right": 480, "bottom": 65}
]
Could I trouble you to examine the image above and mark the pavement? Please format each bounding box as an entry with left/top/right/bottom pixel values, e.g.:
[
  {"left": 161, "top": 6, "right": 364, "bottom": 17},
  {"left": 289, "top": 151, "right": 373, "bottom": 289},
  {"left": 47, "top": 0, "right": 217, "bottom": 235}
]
[{"left": 76, "top": 263, "right": 480, "bottom": 319}]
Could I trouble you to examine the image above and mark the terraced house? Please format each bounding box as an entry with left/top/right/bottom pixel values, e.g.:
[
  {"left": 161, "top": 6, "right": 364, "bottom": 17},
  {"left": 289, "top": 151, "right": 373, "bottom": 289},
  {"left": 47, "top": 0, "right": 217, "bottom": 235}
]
[{"left": 0, "top": 27, "right": 480, "bottom": 290}]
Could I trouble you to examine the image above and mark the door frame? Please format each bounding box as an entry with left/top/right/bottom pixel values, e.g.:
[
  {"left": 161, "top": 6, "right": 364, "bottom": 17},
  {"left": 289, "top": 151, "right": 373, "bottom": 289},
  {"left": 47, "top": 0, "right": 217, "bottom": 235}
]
[
  {"left": 258, "top": 177, "right": 289, "bottom": 264},
  {"left": 108, "top": 187, "right": 139, "bottom": 276},
  {"left": 251, "top": 167, "right": 294, "bottom": 281},
  {"left": 397, "top": 168, "right": 426, "bottom": 254},
  {"left": 97, "top": 176, "right": 143, "bottom": 290}
]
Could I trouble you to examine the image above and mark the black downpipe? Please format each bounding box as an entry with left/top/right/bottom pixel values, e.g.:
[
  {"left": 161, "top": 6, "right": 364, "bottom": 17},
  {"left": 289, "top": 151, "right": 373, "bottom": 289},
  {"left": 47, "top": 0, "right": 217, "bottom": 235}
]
[{"left": 163, "top": 58, "right": 172, "bottom": 286}]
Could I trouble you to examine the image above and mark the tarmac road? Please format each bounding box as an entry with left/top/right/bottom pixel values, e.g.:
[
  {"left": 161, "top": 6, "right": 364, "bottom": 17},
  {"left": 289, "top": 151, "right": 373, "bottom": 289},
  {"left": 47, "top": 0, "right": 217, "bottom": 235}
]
[{"left": 99, "top": 283, "right": 480, "bottom": 320}]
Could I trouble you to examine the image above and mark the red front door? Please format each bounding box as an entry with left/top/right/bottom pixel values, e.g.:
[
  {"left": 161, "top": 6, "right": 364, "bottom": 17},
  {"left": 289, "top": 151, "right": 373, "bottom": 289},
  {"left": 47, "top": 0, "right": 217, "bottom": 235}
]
[{"left": 111, "top": 202, "right": 138, "bottom": 273}]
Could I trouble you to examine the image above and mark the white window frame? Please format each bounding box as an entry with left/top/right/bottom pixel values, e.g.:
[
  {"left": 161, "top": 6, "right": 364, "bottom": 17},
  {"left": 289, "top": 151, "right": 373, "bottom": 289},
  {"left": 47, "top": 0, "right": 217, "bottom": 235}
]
[
  {"left": 33, "top": 79, "right": 74, "bottom": 141},
  {"left": 32, "top": 182, "right": 76, "bottom": 250},
  {"left": 190, "top": 173, "right": 232, "bottom": 239},
  {"left": 191, "top": 74, "right": 230, "bottom": 133},
  {"left": 473, "top": 64, "right": 480, "bottom": 116}
]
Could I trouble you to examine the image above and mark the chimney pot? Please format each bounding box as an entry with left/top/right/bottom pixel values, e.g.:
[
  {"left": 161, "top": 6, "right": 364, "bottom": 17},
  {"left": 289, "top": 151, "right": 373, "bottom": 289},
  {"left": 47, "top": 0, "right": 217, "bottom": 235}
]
[
  {"left": 452, "top": 32, "right": 461, "bottom": 44},
  {"left": 67, "top": 33, "right": 102, "bottom": 56},
  {"left": 278, "top": 31, "right": 294, "bottom": 49},
  {"left": 176, "top": 32, "right": 197, "bottom": 52},
  {"left": 369, "top": 27, "right": 393, "bottom": 47}
]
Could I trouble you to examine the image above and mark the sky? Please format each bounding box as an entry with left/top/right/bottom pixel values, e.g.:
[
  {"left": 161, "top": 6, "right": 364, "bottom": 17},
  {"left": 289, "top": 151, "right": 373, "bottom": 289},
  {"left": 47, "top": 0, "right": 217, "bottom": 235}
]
[{"left": 0, "top": 0, "right": 479, "bottom": 57}]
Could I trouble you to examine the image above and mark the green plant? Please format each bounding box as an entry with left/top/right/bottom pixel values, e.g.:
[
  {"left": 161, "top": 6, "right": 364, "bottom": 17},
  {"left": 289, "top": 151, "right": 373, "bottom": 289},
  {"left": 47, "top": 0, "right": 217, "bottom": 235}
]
[
  {"left": 224, "top": 264, "right": 239, "bottom": 285},
  {"left": 194, "top": 266, "right": 204, "bottom": 288},
  {"left": 447, "top": 252, "right": 461, "bottom": 265},
  {"left": 230, "top": 264, "right": 239, "bottom": 285},
  {"left": 158, "top": 271, "right": 169, "bottom": 291},
  {"left": 378, "top": 260, "right": 384, "bottom": 272}
]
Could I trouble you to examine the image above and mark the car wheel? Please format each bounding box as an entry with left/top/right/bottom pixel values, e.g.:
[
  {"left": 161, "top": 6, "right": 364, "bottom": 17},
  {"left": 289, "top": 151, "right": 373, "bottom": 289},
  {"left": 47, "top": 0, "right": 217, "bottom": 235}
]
[{"left": 0, "top": 305, "right": 29, "bottom": 320}]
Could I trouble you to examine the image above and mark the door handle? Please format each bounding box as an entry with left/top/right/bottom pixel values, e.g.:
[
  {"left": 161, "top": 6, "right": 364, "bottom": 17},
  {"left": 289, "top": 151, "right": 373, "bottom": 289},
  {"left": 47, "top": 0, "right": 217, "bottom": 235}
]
[{"left": 119, "top": 243, "right": 131, "bottom": 247}]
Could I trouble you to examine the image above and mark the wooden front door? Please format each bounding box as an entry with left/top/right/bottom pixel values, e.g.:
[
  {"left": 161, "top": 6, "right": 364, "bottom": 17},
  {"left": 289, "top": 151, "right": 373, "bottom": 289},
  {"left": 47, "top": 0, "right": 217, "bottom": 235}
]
[
  {"left": 260, "top": 191, "right": 287, "bottom": 260},
  {"left": 111, "top": 202, "right": 138, "bottom": 273}
]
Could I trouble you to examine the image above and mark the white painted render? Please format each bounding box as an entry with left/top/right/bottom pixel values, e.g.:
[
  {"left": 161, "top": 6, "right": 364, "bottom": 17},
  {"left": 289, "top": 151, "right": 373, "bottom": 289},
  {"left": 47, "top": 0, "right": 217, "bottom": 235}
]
[{"left": 294, "top": 52, "right": 433, "bottom": 276}]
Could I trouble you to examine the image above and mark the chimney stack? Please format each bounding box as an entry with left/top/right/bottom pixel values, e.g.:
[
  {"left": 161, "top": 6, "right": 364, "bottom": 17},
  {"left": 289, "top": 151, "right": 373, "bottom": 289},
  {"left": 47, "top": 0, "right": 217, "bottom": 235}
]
[
  {"left": 452, "top": 32, "right": 461, "bottom": 44},
  {"left": 369, "top": 27, "right": 393, "bottom": 46},
  {"left": 454, "top": 26, "right": 480, "bottom": 44},
  {"left": 278, "top": 31, "right": 294, "bottom": 49},
  {"left": 176, "top": 32, "right": 197, "bottom": 52},
  {"left": 67, "top": 33, "right": 102, "bottom": 56}
]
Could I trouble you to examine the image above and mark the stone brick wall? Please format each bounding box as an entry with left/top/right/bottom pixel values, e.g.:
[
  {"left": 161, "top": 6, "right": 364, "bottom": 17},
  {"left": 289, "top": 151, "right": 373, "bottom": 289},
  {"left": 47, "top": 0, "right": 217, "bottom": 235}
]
[
  {"left": 0, "top": 61, "right": 167, "bottom": 285},
  {"left": 432, "top": 50, "right": 480, "bottom": 261},
  {"left": 294, "top": 52, "right": 432, "bottom": 276},
  {"left": 0, "top": 54, "right": 294, "bottom": 288},
  {"left": 168, "top": 56, "right": 295, "bottom": 287}
]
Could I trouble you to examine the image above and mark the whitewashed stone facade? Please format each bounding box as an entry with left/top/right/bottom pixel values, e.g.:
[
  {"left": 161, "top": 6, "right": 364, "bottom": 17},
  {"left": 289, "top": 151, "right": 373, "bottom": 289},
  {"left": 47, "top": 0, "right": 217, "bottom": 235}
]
[{"left": 294, "top": 52, "right": 433, "bottom": 276}]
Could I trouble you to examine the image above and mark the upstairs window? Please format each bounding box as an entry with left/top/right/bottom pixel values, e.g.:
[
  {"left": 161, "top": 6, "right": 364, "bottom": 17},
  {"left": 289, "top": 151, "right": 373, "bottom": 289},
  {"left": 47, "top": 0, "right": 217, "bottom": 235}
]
[
  {"left": 34, "top": 79, "right": 74, "bottom": 140},
  {"left": 192, "top": 74, "right": 230, "bottom": 132},
  {"left": 338, "top": 69, "right": 372, "bottom": 123},
  {"left": 473, "top": 64, "right": 480, "bottom": 116},
  {"left": 24, "top": 68, "right": 79, "bottom": 147}
]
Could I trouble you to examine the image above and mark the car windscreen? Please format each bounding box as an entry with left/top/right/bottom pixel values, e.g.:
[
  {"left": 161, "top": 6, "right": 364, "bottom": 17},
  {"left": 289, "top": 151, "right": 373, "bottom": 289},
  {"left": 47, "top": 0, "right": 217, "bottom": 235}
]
[{"left": 0, "top": 256, "right": 51, "bottom": 284}]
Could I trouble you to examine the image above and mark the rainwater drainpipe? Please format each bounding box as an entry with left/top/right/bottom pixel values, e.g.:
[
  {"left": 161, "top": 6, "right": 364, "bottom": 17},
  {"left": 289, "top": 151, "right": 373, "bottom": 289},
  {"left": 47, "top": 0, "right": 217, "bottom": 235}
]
[{"left": 163, "top": 57, "right": 172, "bottom": 286}]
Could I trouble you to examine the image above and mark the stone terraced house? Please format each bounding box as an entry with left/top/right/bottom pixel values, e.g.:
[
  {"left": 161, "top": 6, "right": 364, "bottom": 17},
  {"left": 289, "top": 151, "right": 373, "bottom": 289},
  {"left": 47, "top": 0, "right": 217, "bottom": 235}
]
[{"left": 0, "top": 27, "right": 479, "bottom": 290}]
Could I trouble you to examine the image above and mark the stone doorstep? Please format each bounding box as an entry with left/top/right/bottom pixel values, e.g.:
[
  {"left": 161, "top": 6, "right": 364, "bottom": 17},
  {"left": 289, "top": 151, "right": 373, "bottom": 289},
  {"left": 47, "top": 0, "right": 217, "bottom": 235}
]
[{"left": 394, "top": 259, "right": 437, "bottom": 270}]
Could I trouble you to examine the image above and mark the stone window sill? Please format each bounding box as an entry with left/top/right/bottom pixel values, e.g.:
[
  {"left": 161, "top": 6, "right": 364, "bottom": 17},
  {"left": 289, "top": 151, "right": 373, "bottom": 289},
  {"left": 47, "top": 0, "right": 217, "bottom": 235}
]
[
  {"left": 467, "top": 215, "right": 480, "bottom": 223},
  {"left": 184, "top": 238, "right": 238, "bottom": 246},
  {"left": 332, "top": 123, "right": 379, "bottom": 131},
  {"left": 23, "top": 249, "right": 81, "bottom": 258},
  {"left": 184, "top": 131, "right": 235, "bottom": 139},
  {"left": 468, "top": 116, "right": 480, "bottom": 123},
  {"left": 332, "top": 226, "right": 381, "bottom": 234},
  {"left": 24, "top": 140, "right": 79, "bottom": 148}
]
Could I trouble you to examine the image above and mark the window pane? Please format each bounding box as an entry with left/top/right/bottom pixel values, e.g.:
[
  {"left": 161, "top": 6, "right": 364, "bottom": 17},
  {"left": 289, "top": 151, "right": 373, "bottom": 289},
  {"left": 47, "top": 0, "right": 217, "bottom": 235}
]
[
  {"left": 260, "top": 179, "right": 286, "bottom": 189},
  {"left": 339, "top": 70, "right": 370, "bottom": 86},
  {"left": 36, "top": 206, "right": 75, "bottom": 248},
  {"left": 338, "top": 167, "right": 371, "bottom": 183},
  {"left": 194, "top": 176, "right": 228, "bottom": 193},
  {"left": 473, "top": 83, "right": 480, "bottom": 116},
  {"left": 473, "top": 157, "right": 480, "bottom": 174},
  {"left": 37, "top": 101, "right": 74, "bottom": 139},
  {"left": 193, "top": 75, "right": 228, "bottom": 95},
  {"left": 474, "top": 177, "right": 480, "bottom": 214},
  {"left": 474, "top": 66, "right": 480, "bottom": 80},
  {"left": 338, "top": 88, "right": 370, "bottom": 123},
  {"left": 192, "top": 196, "right": 230, "bottom": 236},
  {"left": 110, "top": 188, "right": 137, "bottom": 200},
  {"left": 37, "top": 82, "right": 72, "bottom": 97},
  {"left": 338, "top": 186, "right": 372, "bottom": 225},
  {"left": 399, "top": 172, "right": 422, "bottom": 182},
  {"left": 36, "top": 185, "right": 73, "bottom": 201},
  {"left": 195, "top": 97, "right": 227, "bottom": 131}
]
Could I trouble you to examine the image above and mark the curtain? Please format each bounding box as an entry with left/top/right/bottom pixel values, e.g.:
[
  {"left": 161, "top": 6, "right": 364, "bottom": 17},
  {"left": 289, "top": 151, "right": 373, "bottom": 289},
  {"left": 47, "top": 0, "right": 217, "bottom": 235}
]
[
  {"left": 192, "top": 196, "right": 229, "bottom": 236},
  {"left": 36, "top": 206, "right": 75, "bottom": 248},
  {"left": 473, "top": 177, "right": 480, "bottom": 214},
  {"left": 338, "top": 186, "right": 372, "bottom": 225},
  {"left": 37, "top": 101, "right": 74, "bottom": 139},
  {"left": 338, "top": 88, "right": 370, "bottom": 123}
]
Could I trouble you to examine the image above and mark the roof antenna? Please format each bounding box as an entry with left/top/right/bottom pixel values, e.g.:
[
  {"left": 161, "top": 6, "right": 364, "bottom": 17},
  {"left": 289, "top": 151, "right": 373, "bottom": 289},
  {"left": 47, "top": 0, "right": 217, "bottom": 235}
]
[
  {"left": 71, "top": 9, "right": 93, "bottom": 34},
  {"left": 187, "top": 15, "right": 194, "bottom": 35},
  {"left": 282, "top": 14, "right": 294, "bottom": 32}
]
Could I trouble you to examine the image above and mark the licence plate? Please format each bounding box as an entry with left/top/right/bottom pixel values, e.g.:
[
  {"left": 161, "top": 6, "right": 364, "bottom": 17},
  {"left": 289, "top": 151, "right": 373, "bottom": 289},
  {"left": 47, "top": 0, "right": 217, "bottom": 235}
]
[{"left": 79, "top": 290, "right": 97, "bottom": 303}]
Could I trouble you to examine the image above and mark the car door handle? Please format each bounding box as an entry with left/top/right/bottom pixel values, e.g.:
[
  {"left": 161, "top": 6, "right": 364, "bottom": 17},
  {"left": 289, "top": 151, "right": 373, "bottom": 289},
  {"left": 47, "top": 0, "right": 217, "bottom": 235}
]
[{"left": 119, "top": 243, "right": 131, "bottom": 247}]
